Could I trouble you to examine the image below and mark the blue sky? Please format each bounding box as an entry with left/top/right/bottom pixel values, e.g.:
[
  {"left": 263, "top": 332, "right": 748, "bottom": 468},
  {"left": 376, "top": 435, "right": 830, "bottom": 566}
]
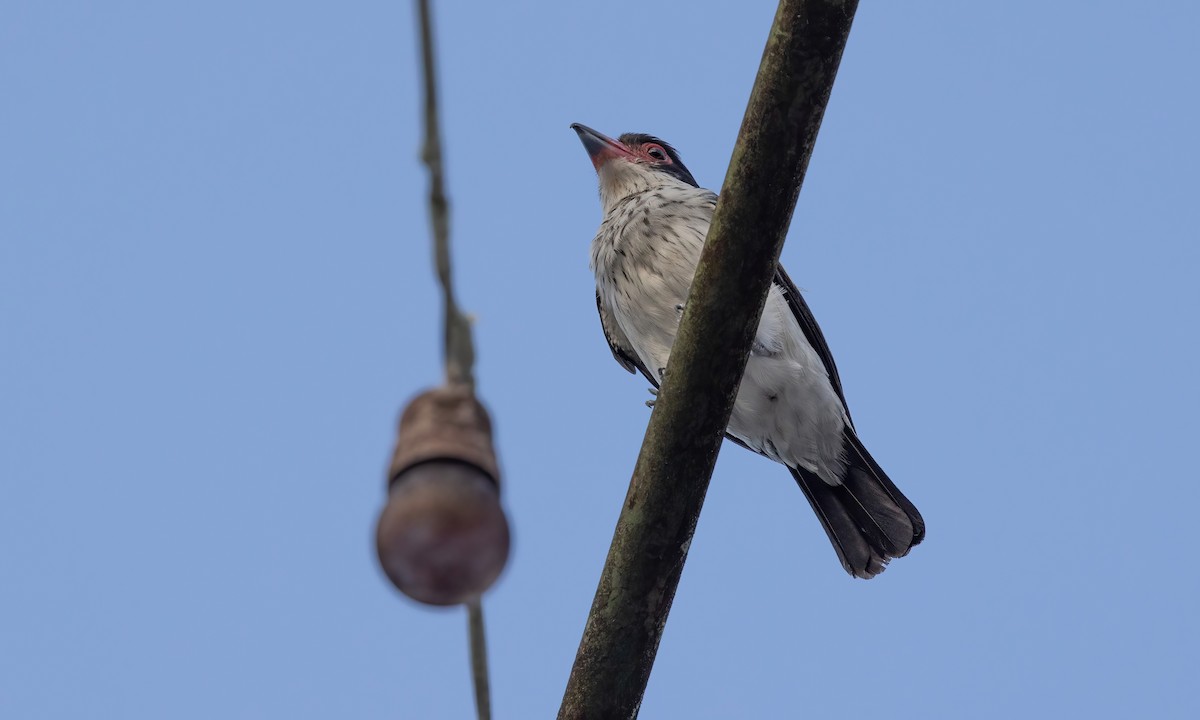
[{"left": 3, "top": 1, "right": 1198, "bottom": 718}]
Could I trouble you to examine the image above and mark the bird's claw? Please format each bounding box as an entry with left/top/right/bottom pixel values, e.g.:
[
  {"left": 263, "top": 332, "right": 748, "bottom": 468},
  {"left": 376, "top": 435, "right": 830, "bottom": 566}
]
[{"left": 645, "top": 386, "right": 658, "bottom": 409}]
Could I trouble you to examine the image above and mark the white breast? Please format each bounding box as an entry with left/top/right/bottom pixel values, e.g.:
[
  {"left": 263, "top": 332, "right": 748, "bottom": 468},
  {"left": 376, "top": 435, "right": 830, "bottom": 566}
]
[
  {"left": 590, "top": 175, "right": 849, "bottom": 485},
  {"left": 591, "top": 185, "right": 708, "bottom": 379}
]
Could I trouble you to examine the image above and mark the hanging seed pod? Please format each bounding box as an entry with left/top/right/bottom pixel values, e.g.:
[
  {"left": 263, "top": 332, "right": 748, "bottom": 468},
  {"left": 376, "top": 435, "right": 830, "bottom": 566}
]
[{"left": 376, "top": 385, "right": 510, "bottom": 606}]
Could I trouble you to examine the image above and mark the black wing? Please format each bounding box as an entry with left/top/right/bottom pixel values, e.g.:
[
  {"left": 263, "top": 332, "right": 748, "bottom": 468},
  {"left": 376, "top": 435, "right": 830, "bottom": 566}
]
[
  {"left": 596, "top": 292, "right": 659, "bottom": 388},
  {"left": 773, "top": 265, "right": 852, "bottom": 425}
]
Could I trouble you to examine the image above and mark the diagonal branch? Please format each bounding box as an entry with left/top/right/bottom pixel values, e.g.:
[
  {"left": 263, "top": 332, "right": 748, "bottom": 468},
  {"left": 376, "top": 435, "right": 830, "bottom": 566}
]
[{"left": 557, "top": 1, "right": 860, "bottom": 718}]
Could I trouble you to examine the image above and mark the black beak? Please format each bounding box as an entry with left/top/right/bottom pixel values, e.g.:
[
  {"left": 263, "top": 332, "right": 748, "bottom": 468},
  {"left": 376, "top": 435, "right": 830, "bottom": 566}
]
[{"left": 571, "top": 123, "right": 633, "bottom": 169}]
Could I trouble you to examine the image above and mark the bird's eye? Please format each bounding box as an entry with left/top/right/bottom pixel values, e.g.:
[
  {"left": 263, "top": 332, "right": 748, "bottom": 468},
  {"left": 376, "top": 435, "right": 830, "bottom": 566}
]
[{"left": 645, "top": 145, "right": 667, "bottom": 162}]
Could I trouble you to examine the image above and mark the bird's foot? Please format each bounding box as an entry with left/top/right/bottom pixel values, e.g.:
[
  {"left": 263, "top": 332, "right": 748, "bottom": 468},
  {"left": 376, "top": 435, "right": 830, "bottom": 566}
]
[{"left": 645, "top": 386, "right": 658, "bottom": 409}]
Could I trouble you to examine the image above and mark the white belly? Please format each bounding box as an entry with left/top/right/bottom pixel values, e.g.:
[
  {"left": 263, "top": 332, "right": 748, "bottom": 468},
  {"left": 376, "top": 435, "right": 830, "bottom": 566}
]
[{"left": 726, "top": 286, "right": 849, "bottom": 484}]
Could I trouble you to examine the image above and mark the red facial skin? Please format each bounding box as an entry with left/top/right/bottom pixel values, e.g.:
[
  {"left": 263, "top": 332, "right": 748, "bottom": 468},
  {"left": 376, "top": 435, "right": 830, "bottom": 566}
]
[
  {"left": 594, "top": 141, "right": 673, "bottom": 170},
  {"left": 582, "top": 133, "right": 673, "bottom": 171},
  {"left": 633, "top": 142, "right": 672, "bottom": 166}
]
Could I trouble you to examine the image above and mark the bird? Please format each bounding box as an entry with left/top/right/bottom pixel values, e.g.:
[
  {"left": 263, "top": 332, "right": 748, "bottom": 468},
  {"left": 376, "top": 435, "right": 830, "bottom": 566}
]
[{"left": 570, "top": 122, "right": 924, "bottom": 579}]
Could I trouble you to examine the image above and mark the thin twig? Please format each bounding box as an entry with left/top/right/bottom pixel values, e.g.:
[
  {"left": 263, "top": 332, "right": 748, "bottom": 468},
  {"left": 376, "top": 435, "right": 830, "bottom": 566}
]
[
  {"left": 557, "top": 1, "right": 861, "bottom": 717},
  {"left": 466, "top": 598, "right": 491, "bottom": 720},
  {"left": 415, "top": 1, "right": 489, "bottom": 717},
  {"left": 416, "top": 0, "right": 475, "bottom": 391}
]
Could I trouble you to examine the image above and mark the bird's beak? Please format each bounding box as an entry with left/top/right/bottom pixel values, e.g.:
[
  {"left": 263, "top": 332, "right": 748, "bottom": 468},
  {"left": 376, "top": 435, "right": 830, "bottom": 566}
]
[{"left": 571, "top": 123, "right": 633, "bottom": 171}]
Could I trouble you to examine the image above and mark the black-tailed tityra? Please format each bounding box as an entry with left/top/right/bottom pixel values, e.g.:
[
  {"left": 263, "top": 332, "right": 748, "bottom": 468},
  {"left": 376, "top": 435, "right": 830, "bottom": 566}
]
[{"left": 571, "top": 123, "right": 924, "bottom": 579}]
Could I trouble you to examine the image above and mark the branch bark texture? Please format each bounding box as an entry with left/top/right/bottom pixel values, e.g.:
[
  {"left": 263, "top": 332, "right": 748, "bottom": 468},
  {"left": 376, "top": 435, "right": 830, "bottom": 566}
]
[{"left": 558, "top": 1, "right": 860, "bottom": 718}]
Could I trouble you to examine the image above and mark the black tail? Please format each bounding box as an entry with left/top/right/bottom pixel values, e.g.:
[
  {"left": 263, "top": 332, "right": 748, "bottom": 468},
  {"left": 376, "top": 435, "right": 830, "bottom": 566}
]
[{"left": 789, "top": 430, "right": 924, "bottom": 579}]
